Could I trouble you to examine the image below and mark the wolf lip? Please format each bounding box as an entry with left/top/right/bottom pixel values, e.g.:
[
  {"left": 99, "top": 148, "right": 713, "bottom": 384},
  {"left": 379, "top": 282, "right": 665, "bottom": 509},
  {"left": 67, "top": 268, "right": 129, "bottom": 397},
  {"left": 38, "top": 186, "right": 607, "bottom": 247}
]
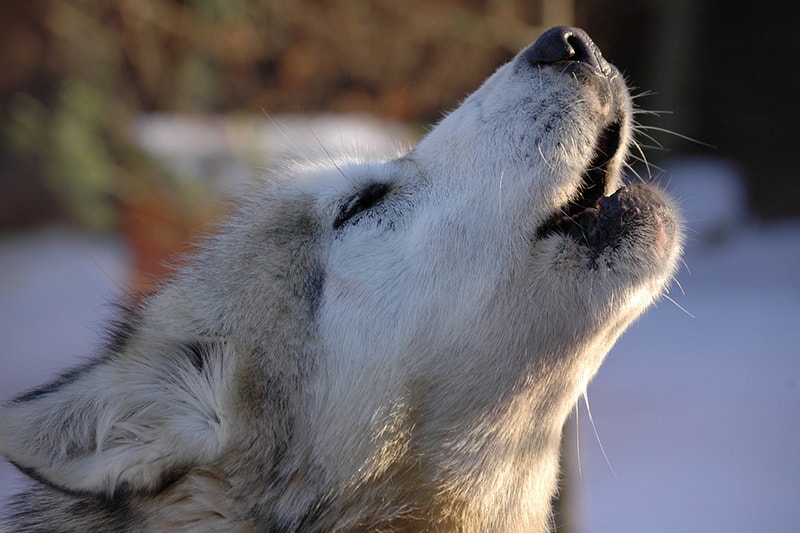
[
  {"left": 536, "top": 120, "right": 622, "bottom": 240},
  {"left": 542, "top": 183, "right": 675, "bottom": 254}
]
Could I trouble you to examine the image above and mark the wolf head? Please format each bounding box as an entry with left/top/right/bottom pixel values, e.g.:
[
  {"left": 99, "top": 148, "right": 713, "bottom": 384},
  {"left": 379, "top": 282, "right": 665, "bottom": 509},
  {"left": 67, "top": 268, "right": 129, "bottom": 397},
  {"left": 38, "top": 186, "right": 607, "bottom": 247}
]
[{"left": 1, "top": 27, "right": 681, "bottom": 532}]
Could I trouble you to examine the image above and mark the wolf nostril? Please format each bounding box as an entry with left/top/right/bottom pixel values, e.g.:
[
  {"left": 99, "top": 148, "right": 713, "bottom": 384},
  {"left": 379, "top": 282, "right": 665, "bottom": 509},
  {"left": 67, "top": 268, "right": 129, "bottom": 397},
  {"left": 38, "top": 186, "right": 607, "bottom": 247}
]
[{"left": 523, "top": 26, "right": 611, "bottom": 75}]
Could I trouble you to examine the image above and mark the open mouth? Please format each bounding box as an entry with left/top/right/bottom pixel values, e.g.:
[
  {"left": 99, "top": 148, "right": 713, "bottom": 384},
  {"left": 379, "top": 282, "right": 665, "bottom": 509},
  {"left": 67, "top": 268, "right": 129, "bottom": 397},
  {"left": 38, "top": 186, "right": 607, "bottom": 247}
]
[{"left": 536, "top": 120, "right": 622, "bottom": 243}]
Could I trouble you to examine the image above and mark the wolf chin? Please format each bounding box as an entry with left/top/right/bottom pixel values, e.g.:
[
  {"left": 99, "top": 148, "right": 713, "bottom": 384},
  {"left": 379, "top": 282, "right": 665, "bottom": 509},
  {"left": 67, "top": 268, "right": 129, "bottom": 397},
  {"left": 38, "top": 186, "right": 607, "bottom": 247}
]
[{"left": 1, "top": 27, "right": 681, "bottom": 532}]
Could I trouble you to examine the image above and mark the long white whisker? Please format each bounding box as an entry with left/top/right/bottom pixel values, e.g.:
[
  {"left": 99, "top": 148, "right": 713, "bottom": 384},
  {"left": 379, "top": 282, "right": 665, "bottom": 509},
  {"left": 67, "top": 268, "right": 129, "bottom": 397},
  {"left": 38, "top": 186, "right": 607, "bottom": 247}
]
[
  {"left": 630, "top": 89, "right": 658, "bottom": 100},
  {"left": 632, "top": 109, "right": 674, "bottom": 117},
  {"left": 626, "top": 155, "right": 666, "bottom": 173},
  {"left": 629, "top": 143, "right": 670, "bottom": 152},
  {"left": 309, "top": 128, "right": 348, "bottom": 179},
  {"left": 630, "top": 140, "right": 653, "bottom": 182},
  {"left": 635, "top": 125, "right": 715, "bottom": 148},
  {"left": 631, "top": 126, "right": 666, "bottom": 149},
  {"left": 583, "top": 391, "right": 618, "bottom": 481},
  {"left": 663, "top": 293, "right": 695, "bottom": 318},
  {"left": 623, "top": 161, "right": 648, "bottom": 184},
  {"left": 261, "top": 109, "right": 306, "bottom": 160},
  {"left": 575, "top": 402, "right": 582, "bottom": 479},
  {"left": 673, "top": 278, "right": 687, "bottom": 297}
]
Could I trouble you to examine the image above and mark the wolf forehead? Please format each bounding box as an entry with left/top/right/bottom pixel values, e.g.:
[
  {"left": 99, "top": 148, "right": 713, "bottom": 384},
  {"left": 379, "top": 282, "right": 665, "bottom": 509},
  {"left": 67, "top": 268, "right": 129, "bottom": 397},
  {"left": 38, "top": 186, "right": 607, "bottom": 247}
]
[{"left": 195, "top": 160, "right": 412, "bottom": 294}]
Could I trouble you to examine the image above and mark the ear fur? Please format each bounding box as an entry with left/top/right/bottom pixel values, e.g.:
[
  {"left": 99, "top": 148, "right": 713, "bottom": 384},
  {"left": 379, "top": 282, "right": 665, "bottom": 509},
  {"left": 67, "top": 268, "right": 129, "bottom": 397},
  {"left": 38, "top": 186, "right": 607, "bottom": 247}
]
[{"left": 0, "top": 330, "right": 231, "bottom": 497}]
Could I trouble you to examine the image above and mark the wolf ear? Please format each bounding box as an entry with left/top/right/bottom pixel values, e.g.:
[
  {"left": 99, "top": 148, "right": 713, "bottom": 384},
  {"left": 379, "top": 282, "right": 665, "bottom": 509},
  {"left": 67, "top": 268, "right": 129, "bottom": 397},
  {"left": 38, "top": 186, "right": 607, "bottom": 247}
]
[{"left": 0, "top": 336, "right": 230, "bottom": 496}]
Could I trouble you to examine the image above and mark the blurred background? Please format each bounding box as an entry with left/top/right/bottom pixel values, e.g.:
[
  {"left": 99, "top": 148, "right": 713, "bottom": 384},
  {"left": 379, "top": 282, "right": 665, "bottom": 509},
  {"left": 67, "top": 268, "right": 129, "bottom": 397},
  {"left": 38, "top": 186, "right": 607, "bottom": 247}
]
[{"left": 1, "top": 1, "right": 798, "bottom": 531}]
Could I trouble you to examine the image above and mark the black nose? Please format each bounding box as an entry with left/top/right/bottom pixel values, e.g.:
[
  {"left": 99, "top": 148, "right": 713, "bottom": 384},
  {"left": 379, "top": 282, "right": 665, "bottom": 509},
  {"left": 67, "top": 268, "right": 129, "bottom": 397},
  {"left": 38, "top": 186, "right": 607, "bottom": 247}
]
[{"left": 523, "top": 26, "right": 611, "bottom": 75}]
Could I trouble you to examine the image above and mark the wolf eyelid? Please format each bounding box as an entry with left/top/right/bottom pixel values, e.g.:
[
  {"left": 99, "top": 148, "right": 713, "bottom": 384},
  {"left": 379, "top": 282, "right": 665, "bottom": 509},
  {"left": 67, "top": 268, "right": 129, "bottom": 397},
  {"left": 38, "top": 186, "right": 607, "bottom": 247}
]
[{"left": 333, "top": 182, "right": 389, "bottom": 229}]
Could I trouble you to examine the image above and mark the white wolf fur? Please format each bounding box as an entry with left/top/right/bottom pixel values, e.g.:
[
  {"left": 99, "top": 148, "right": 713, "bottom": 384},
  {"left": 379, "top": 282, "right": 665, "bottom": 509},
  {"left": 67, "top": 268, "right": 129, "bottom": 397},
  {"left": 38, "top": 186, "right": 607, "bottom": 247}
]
[{"left": 0, "top": 27, "right": 681, "bottom": 532}]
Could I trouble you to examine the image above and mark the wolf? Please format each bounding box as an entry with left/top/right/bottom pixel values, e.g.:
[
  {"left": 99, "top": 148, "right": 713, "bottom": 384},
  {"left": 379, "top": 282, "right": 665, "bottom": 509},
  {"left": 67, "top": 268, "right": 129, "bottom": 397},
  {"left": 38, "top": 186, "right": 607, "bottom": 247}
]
[{"left": 0, "top": 27, "right": 681, "bottom": 532}]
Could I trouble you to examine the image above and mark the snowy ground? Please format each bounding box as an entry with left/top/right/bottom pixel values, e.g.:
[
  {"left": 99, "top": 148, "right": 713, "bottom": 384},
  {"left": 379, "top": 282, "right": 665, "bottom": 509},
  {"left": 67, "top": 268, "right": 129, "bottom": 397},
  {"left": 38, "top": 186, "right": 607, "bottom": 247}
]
[{"left": 1, "top": 156, "right": 798, "bottom": 531}]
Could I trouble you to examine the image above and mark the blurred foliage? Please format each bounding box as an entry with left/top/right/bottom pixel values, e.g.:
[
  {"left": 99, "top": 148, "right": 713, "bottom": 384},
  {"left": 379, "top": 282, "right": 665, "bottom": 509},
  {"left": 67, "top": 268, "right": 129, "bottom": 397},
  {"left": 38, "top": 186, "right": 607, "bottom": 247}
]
[{"left": 1, "top": 0, "right": 560, "bottom": 231}]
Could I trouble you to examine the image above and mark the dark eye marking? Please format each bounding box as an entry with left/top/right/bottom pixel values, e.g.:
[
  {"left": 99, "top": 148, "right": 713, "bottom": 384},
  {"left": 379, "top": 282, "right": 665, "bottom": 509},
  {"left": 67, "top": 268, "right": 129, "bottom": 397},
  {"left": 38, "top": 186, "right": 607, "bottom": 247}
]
[{"left": 333, "top": 182, "right": 390, "bottom": 229}]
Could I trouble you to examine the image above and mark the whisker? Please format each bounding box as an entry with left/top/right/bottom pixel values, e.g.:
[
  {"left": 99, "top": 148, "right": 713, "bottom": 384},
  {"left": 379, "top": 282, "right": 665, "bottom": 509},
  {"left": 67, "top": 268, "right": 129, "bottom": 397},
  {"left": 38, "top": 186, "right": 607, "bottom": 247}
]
[
  {"left": 631, "top": 125, "right": 667, "bottom": 149},
  {"left": 261, "top": 109, "right": 306, "bottom": 161},
  {"left": 632, "top": 109, "right": 674, "bottom": 117},
  {"left": 635, "top": 125, "right": 715, "bottom": 148},
  {"left": 582, "top": 391, "right": 619, "bottom": 481},
  {"left": 628, "top": 157, "right": 667, "bottom": 175},
  {"left": 663, "top": 293, "right": 695, "bottom": 318},
  {"left": 680, "top": 258, "right": 692, "bottom": 275},
  {"left": 673, "top": 278, "right": 687, "bottom": 297},
  {"left": 623, "top": 161, "right": 648, "bottom": 184},
  {"left": 629, "top": 140, "right": 654, "bottom": 182},
  {"left": 309, "top": 128, "right": 349, "bottom": 180},
  {"left": 630, "top": 89, "right": 658, "bottom": 100},
  {"left": 629, "top": 143, "right": 670, "bottom": 152},
  {"left": 575, "top": 402, "right": 582, "bottom": 479}
]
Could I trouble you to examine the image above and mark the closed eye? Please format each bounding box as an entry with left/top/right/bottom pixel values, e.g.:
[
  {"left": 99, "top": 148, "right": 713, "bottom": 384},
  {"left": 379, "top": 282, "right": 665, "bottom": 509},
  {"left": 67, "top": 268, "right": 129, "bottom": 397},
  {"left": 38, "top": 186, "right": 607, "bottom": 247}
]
[{"left": 333, "top": 182, "right": 390, "bottom": 229}]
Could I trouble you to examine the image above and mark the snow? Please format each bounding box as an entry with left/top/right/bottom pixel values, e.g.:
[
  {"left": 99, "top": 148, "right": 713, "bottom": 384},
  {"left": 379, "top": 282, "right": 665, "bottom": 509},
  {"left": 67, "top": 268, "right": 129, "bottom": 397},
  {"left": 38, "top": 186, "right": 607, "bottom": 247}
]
[{"left": 1, "top": 154, "right": 799, "bottom": 531}]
